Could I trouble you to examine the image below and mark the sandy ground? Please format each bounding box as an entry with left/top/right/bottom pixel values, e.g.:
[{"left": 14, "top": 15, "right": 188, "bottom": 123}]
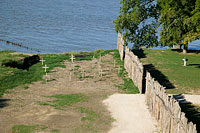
[
  {"left": 183, "top": 94, "right": 200, "bottom": 105},
  {"left": 103, "top": 94, "right": 158, "bottom": 133}
]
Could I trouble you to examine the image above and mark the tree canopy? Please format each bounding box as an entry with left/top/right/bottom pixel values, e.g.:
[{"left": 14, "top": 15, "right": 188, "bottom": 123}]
[
  {"left": 114, "top": 0, "right": 200, "bottom": 51},
  {"left": 113, "top": 0, "right": 160, "bottom": 49},
  {"left": 158, "top": 0, "right": 200, "bottom": 52}
]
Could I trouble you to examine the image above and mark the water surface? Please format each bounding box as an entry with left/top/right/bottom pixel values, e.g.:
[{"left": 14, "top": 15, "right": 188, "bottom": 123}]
[{"left": 0, "top": 0, "right": 120, "bottom": 53}]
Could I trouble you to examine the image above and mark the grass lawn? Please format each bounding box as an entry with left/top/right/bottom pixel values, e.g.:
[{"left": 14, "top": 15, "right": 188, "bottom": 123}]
[
  {"left": 0, "top": 51, "right": 68, "bottom": 97},
  {"left": 134, "top": 49, "right": 200, "bottom": 94}
]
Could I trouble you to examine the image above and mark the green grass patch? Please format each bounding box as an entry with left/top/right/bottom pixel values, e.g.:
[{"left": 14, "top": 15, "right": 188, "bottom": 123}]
[
  {"left": 74, "top": 65, "right": 80, "bottom": 68},
  {"left": 0, "top": 51, "right": 68, "bottom": 97},
  {"left": 12, "top": 125, "right": 58, "bottom": 133},
  {"left": 23, "top": 86, "right": 29, "bottom": 90},
  {"left": 74, "top": 107, "right": 99, "bottom": 133},
  {"left": 78, "top": 107, "right": 99, "bottom": 122},
  {"left": 51, "top": 129, "right": 60, "bottom": 133},
  {"left": 136, "top": 49, "right": 200, "bottom": 94},
  {"left": 112, "top": 50, "right": 139, "bottom": 94},
  {"left": 12, "top": 125, "right": 48, "bottom": 133},
  {"left": 38, "top": 93, "right": 88, "bottom": 110}
]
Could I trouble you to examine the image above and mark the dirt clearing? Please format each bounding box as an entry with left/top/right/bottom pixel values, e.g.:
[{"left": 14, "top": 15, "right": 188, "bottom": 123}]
[{"left": 0, "top": 53, "right": 157, "bottom": 133}]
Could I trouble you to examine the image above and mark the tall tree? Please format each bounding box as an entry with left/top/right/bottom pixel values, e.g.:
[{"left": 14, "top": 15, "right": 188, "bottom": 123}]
[
  {"left": 158, "top": 0, "right": 200, "bottom": 53},
  {"left": 114, "top": 0, "right": 160, "bottom": 49}
]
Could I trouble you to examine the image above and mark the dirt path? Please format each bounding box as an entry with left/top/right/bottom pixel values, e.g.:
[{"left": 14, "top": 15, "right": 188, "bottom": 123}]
[
  {"left": 103, "top": 94, "right": 158, "bottom": 133},
  {"left": 0, "top": 54, "right": 158, "bottom": 133},
  {"left": 182, "top": 94, "right": 200, "bottom": 105}
]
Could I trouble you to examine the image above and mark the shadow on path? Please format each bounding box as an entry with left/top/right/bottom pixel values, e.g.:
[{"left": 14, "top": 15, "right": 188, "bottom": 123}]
[{"left": 144, "top": 64, "right": 175, "bottom": 89}]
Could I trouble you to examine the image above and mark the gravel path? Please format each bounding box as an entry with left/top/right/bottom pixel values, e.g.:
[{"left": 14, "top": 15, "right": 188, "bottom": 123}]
[{"left": 103, "top": 94, "right": 158, "bottom": 133}]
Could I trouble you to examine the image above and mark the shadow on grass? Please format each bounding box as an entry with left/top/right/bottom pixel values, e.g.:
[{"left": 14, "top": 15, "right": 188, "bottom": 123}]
[
  {"left": 188, "top": 64, "right": 200, "bottom": 68},
  {"left": 180, "top": 103, "right": 200, "bottom": 132},
  {"left": 2, "top": 55, "right": 40, "bottom": 71},
  {"left": 144, "top": 64, "right": 175, "bottom": 89},
  {"left": 173, "top": 94, "right": 200, "bottom": 132},
  {"left": 171, "top": 49, "right": 200, "bottom": 54},
  {"left": 132, "top": 49, "right": 146, "bottom": 59},
  {"left": 0, "top": 99, "right": 10, "bottom": 108}
]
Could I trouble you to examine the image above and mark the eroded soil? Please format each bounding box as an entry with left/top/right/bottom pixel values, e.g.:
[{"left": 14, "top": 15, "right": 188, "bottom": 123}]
[{"left": 0, "top": 54, "right": 123, "bottom": 133}]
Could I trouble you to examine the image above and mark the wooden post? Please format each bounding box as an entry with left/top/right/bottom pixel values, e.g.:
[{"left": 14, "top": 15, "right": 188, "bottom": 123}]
[{"left": 70, "top": 54, "right": 75, "bottom": 63}]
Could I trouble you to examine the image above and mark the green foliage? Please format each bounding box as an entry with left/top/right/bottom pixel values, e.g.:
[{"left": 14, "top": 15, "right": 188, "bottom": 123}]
[
  {"left": 38, "top": 94, "right": 88, "bottom": 110},
  {"left": 158, "top": 0, "right": 200, "bottom": 50},
  {"left": 113, "top": 0, "right": 160, "bottom": 48}
]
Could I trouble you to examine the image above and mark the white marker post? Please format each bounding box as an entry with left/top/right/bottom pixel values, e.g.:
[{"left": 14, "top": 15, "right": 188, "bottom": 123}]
[
  {"left": 182, "top": 58, "right": 188, "bottom": 66},
  {"left": 70, "top": 54, "right": 75, "bottom": 63},
  {"left": 42, "top": 64, "right": 49, "bottom": 72},
  {"left": 40, "top": 57, "right": 45, "bottom": 65}
]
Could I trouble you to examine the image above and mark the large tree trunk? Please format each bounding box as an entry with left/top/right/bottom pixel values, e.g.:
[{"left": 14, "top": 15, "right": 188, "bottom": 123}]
[{"left": 183, "top": 45, "right": 188, "bottom": 54}]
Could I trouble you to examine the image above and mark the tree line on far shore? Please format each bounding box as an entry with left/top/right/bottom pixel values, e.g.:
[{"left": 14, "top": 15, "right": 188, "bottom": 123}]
[{"left": 114, "top": 0, "right": 200, "bottom": 53}]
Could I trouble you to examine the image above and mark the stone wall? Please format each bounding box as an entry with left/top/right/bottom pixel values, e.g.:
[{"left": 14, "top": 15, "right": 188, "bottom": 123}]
[{"left": 117, "top": 33, "right": 197, "bottom": 133}]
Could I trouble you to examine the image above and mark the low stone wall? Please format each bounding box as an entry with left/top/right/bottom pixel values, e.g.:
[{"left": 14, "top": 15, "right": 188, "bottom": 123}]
[{"left": 145, "top": 72, "right": 197, "bottom": 133}]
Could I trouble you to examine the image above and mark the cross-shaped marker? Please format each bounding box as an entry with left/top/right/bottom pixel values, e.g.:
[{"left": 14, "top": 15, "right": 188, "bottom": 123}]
[
  {"left": 99, "top": 69, "right": 104, "bottom": 78},
  {"left": 42, "top": 64, "right": 49, "bottom": 72},
  {"left": 40, "top": 57, "right": 45, "bottom": 65},
  {"left": 70, "top": 54, "right": 75, "bottom": 63}
]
